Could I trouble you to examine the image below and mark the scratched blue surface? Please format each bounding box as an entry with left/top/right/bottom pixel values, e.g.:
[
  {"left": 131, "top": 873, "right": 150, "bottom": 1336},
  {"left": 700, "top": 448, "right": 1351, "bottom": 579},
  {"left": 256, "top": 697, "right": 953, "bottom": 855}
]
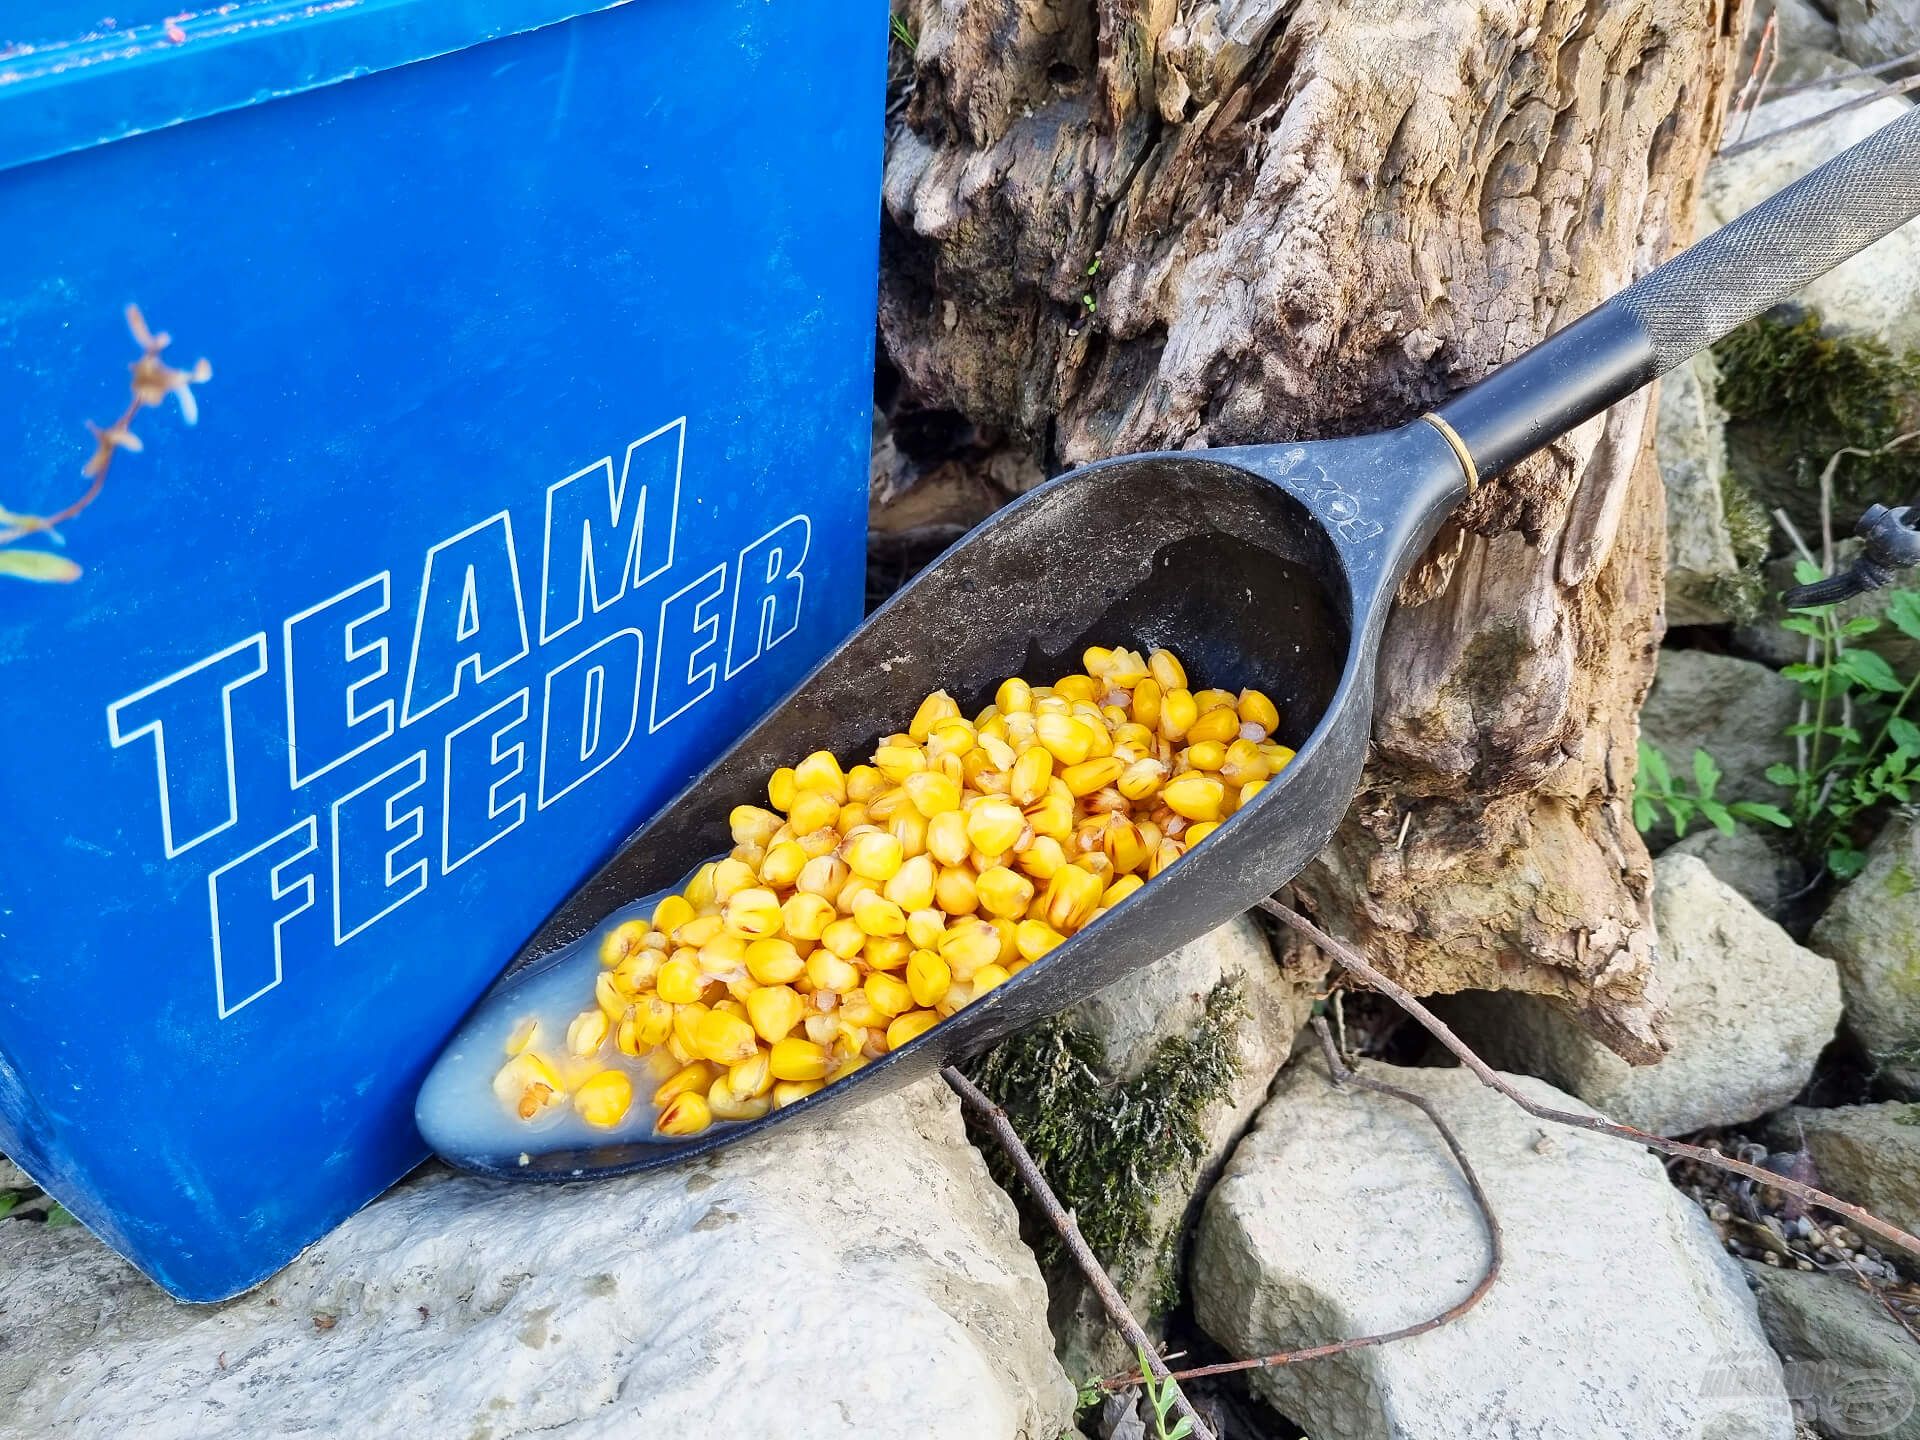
[{"left": 0, "top": 0, "right": 884, "bottom": 1300}]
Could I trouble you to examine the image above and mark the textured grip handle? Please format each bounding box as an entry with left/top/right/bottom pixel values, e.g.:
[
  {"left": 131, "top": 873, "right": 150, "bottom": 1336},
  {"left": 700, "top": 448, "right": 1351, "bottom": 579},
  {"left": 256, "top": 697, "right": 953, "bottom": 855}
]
[{"left": 1616, "top": 102, "right": 1920, "bottom": 375}]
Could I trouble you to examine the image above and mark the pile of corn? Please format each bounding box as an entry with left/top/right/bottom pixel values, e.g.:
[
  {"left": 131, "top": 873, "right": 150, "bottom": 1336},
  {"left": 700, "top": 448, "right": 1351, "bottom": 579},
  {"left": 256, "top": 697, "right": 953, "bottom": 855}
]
[{"left": 493, "top": 645, "right": 1293, "bottom": 1137}]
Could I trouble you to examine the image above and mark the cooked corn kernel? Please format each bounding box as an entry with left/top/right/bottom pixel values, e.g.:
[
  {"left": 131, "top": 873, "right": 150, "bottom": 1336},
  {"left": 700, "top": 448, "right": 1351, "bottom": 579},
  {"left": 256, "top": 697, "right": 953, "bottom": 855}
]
[
  {"left": 965, "top": 798, "right": 1026, "bottom": 857},
  {"left": 494, "top": 1052, "right": 566, "bottom": 1119},
  {"left": 769, "top": 1036, "right": 832, "bottom": 1081},
  {"left": 886, "top": 1009, "right": 941, "bottom": 1049},
  {"left": 657, "top": 1091, "right": 713, "bottom": 1136},
  {"left": 574, "top": 1070, "right": 634, "bottom": 1127},
  {"left": 567, "top": 1009, "right": 610, "bottom": 1057}
]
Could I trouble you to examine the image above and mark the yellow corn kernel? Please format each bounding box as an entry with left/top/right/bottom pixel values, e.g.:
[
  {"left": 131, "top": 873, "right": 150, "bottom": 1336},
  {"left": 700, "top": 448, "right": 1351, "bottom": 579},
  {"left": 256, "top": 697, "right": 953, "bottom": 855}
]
[
  {"left": 835, "top": 803, "right": 872, "bottom": 836},
  {"left": 864, "top": 971, "right": 915, "bottom": 1018},
  {"left": 657, "top": 1091, "right": 713, "bottom": 1136},
  {"left": 729, "top": 1050, "right": 775, "bottom": 1099},
  {"left": 976, "top": 865, "right": 1035, "bottom": 920},
  {"left": 872, "top": 743, "right": 927, "bottom": 783},
  {"left": 1187, "top": 706, "right": 1241, "bottom": 746},
  {"left": 707, "top": 1073, "right": 772, "bottom": 1122},
  {"left": 1103, "top": 818, "right": 1150, "bottom": 873},
  {"left": 566, "top": 1009, "right": 609, "bottom": 1057},
  {"left": 935, "top": 864, "right": 979, "bottom": 915},
  {"left": 1220, "top": 738, "right": 1267, "bottom": 787},
  {"left": 691, "top": 1008, "right": 759, "bottom": 1066},
  {"left": 972, "top": 962, "right": 1011, "bottom": 996},
  {"left": 1116, "top": 756, "right": 1165, "bottom": 801},
  {"left": 829, "top": 1053, "right": 871, "bottom": 1082},
  {"left": 886, "top": 1009, "right": 941, "bottom": 1050},
  {"left": 493, "top": 1052, "right": 565, "bottom": 1119},
  {"left": 803, "top": 1013, "right": 839, "bottom": 1047},
  {"left": 807, "top": 949, "right": 860, "bottom": 993},
  {"left": 882, "top": 854, "right": 937, "bottom": 911},
  {"left": 656, "top": 955, "right": 704, "bottom": 1005},
  {"left": 1186, "top": 820, "right": 1220, "bottom": 845},
  {"left": 864, "top": 935, "right": 912, "bottom": 971},
  {"left": 867, "top": 785, "right": 907, "bottom": 823},
  {"left": 652, "top": 893, "right": 696, "bottom": 934},
  {"left": 965, "top": 798, "right": 1026, "bottom": 857},
  {"left": 1078, "top": 714, "right": 1115, "bottom": 759},
  {"left": 1237, "top": 778, "right": 1268, "bottom": 807},
  {"left": 936, "top": 980, "right": 975, "bottom": 1017},
  {"left": 1009, "top": 746, "right": 1053, "bottom": 805},
  {"left": 697, "top": 932, "right": 749, "bottom": 977},
  {"left": 573, "top": 1070, "right": 633, "bottom": 1128},
  {"left": 843, "top": 830, "right": 905, "bottom": 883},
  {"left": 504, "top": 1017, "right": 541, "bottom": 1056},
  {"left": 744, "top": 984, "right": 804, "bottom": 1046},
  {"left": 769, "top": 1036, "right": 832, "bottom": 1081},
  {"left": 1131, "top": 676, "right": 1163, "bottom": 731},
  {"left": 721, "top": 886, "right": 783, "bottom": 941},
  {"left": 995, "top": 676, "right": 1033, "bottom": 713},
  {"left": 840, "top": 988, "right": 884, "bottom": 1027},
  {"left": 889, "top": 808, "right": 930, "bottom": 862},
  {"left": 906, "top": 948, "right": 952, "bottom": 1008},
  {"left": 1148, "top": 837, "right": 1185, "bottom": 877},
  {"left": 1082, "top": 645, "right": 1116, "bottom": 676},
  {"left": 909, "top": 689, "right": 961, "bottom": 741},
  {"left": 793, "top": 749, "right": 848, "bottom": 801},
  {"left": 1237, "top": 687, "right": 1279, "bottom": 733},
  {"left": 1014, "top": 834, "right": 1067, "bottom": 881},
  {"left": 1108, "top": 649, "right": 1150, "bottom": 685},
  {"left": 846, "top": 762, "right": 885, "bottom": 803},
  {"left": 852, "top": 891, "right": 908, "bottom": 938},
  {"left": 990, "top": 915, "right": 1021, "bottom": 965},
  {"left": 624, "top": 995, "right": 674, "bottom": 1052},
  {"left": 1193, "top": 687, "right": 1238, "bottom": 713},
  {"left": 1162, "top": 772, "right": 1225, "bottom": 821},
  {"left": 888, "top": 772, "right": 951, "bottom": 824},
  {"left": 1034, "top": 712, "right": 1093, "bottom": 766},
  {"left": 772, "top": 1078, "right": 824, "bottom": 1109},
  {"left": 737, "top": 943, "right": 797, "bottom": 993},
  {"left": 1043, "top": 865, "right": 1104, "bottom": 932},
  {"left": 1183, "top": 740, "right": 1227, "bottom": 773},
  {"left": 653, "top": 1060, "right": 717, "bottom": 1106},
  {"left": 612, "top": 948, "right": 663, "bottom": 996},
  {"left": 926, "top": 810, "right": 972, "bottom": 867},
  {"left": 1159, "top": 688, "right": 1198, "bottom": 741},
  {"left": 683, "top": 862, "right": 718, "bottom": 911},
  {"left": 598, "top": 918, "right": 651, "bottom": 969},
  {"left": 928, "top": 718, "right": 977, "bottom": 759},
  {"left": 768, "top": 765, "right": 799, "bottom": 812},
  {"left": 789, "top": 788, "right": 842, "bottom": 835},
  {"left": 729, "top": 805, "right": 784, "bottom": 851},
  {"left": 594, "top": 971, "right": 628, "bottom": 1023},
  {"left": 1263, "top": 743, "right": 1297, "bottom": 774},
  {"left": 1056, "top": 756, "right": 1120, "bottom": 797},
  {"left": 674, "top": 913, "right": 724, "bottom": 949},
  {"left": 906, "top": 907, "right": 948, "bottom": 950},
  {"left": 819, "top": 917, "right": 867, "bottom": 961},
  {"left": 790, "top": 856, "right": 845, "bottom": 904},
  {"left": 757, "top": 840, "right": 807, "bottom": 890},
  {"left": 1148, "top": 648, "right": 1187, "bottom": 691},
  {"left": 939, "top": 918, "right": 1002, "bottom": 979},
  {"left": 1015, "top": 919, "right": 1066, "bottom": 962},
  {"left": 1054, "top": 673, "right": 1100, "bottom": 703},
  {"left": 1102, "top": 874, "right": 1144, "bottom": 908}
]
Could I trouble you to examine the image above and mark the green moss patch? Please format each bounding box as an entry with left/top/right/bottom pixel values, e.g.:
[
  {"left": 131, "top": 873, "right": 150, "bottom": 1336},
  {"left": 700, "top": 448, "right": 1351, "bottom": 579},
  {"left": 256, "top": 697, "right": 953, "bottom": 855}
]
[{"left": 967, "top": 976, "right": 1247, "bottom": 1287}]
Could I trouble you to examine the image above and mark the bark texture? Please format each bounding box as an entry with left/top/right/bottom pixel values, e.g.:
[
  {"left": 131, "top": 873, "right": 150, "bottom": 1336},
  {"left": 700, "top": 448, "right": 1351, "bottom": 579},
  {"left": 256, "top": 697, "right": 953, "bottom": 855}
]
[{"left": 882, "top": 0, "right": 1750, "bottom": 1060}]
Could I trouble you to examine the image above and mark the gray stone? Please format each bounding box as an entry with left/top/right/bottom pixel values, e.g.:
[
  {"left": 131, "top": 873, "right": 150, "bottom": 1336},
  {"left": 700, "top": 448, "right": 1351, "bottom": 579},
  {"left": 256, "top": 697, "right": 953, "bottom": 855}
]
[
  {"left": 1193, "top": 1061, "right": 1794, "bottom": 1440},
  {"left": 1640, "top": 649, "right": 1801, "bottom": 846},
  {"left": 1049, "top": 915, "right": 1312, "bottom": 1382},
  {"left": 1745, "top": 1261, "right": 1920, "bottom": 1440},
  {"left": 1667, "top": 824, "right": 1808, "bottom": 918},
  {"left": 1736, "top": 541, "right": 1920, "bottom": 676},
  {"left": 1661, "top": 352, "right": 1743, "bottom": 626},
  {"left": 1837, "top": 0, "right": 1920, "bottom": 71},
  {"left": 1769, "top": 1102, "right": 1920, "bottom": 1239},
  {"left": 1811, "top": 816, "right": 1920, "bottom": 1095},
  {"left": 0, "top": 1079, "right": 1075, "bottom": 1440},
  {"left": 1705, "top": 85, "right": 1920, "bottom": 354},
  {"left": 1443, "top": 854, "right": 1839, "bottom": 1135}
]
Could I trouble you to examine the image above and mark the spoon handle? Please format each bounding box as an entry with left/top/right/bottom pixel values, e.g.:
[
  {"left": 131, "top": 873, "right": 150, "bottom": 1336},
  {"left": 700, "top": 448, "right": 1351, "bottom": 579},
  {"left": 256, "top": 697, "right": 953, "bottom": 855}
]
[{"left": 1431, "top": 103, "right": 1920, "bottom": 483}]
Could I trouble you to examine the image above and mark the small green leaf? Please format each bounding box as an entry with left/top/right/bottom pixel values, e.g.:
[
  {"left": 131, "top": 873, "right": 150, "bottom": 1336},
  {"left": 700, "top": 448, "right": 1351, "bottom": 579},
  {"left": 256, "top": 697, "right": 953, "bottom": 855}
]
[
  {"left": 1794, "top": 559, "right": 1827, "bottom": 587},
  {"left": 1638, "top": 742, "right": 1672, "bottom": 792},
  {"left": 44, "top": 1203, "right": 77, "bottom": 1229},
  {"left": 1779, "top": 616, "right": 1824, "bottom": 637},
  {"left": 1692, "top": 748, "right": 1722, "bottom": 800},
  {"left": 1894, "top": 782, "right": 1912, "bottom": 803},
  {"left": 1841, "top": 616, "right": 1884, "bottom": 637},
  {"left": 1887, "top": 590, "right": 1920, "bottom": 642},
  {"left": 1764, "top": 762, "right": 1799, "bottom": 786},
  {"left": 1669, "top": 796, "right": 1695, "bottom": 838},
  {"left": 1780, "top": 664, "right": 1824, "bottom": 682},
  {"left": 1632, "top": 794, "right": 1656, "bottom": 832},
  {"left": 0, "top": 548, "right": 81, "bottom": 583},
  {"left": 1831, "top": 847, "right": 1869, "bottom": 879},
  {"left": 0, "top": 1192, "right": 18, "bottom": 1220},
  {"left": 1839, "top": 650, "right": 1904, "bottom": 693},
  {"left": 1699, "top": 798, "right": 1735, "bottom": 835},
  {"left": 1167, "top": 1420, "right": 1193, "bottom": 1440},
  {"left": 1891, "top": 718, "right": 1920, "bottom": 753},
  {"left": 1730, "top": 802, "right": 1793, "bottom": 828}
]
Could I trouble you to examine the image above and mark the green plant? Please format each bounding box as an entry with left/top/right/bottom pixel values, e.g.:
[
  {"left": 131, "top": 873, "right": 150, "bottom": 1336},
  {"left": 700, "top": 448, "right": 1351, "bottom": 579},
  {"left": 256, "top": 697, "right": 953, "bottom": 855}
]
[
  {"left": 1138, "top": 1350, "right": 1194, "bottom": 1440},
  {"left": 889, "top": 13, "right": 916, "bottom": 49},
  {"left": 1765, "top": 567, "right": 1920, "bottom": 877},
  {"left": 1632, "top": 742, "right": 1790, "bottom": 838}
]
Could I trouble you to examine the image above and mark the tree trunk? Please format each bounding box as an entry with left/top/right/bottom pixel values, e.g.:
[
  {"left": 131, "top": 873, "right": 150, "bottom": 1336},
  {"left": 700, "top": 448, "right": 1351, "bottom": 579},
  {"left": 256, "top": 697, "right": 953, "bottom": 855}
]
[{"left": 881, "top": 0, "right": 1750, "bottom": 1060}]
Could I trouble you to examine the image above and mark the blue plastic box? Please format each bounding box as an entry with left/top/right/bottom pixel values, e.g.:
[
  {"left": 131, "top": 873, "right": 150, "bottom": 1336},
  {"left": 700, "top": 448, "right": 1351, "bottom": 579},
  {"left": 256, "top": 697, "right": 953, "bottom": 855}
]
[{"left": 0, "top": 0, "right": 883, "bottom": 1300}]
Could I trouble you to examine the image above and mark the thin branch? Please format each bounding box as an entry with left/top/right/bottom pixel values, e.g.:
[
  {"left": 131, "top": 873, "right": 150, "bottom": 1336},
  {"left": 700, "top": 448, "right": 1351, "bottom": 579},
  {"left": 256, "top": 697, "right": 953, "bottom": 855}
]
[
  {"left": 1257, "top": 897, "right": 1920, "bottom": 1265},
  {"left": 940, "top": 1065, "right": 1218, "bottom": 1440},
  {"left": 1720, "top": 70, "right": 1920, "bottom": 158},
  {"left": 1730, "top": 12, "right": 1779, "bottom": 144},
  {"left": 1806, "top": 1213, "right": 1920, "bottom": 1348},
  {"left": 1101, "top": 1018, "right": 1502, "bottom": 1391},
  {"left": 1766, "top": 47, "right": 1920, "bottom": 104}
]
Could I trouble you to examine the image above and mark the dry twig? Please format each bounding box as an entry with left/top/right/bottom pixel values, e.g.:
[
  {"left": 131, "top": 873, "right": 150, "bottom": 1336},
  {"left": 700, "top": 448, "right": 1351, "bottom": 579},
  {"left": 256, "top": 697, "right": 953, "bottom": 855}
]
[
  {"left": 1101, "top": 1018, "right": 1503, "bottom": 1390},
  {"left": 940, "top": 1064, "right": 1218, "bottom": 1440},
  {"left": 1720, "top": 69, "right": 1920, "bottom": 159},
  {"left": 1258, "top": 897, "right": 1920, "bottom": 1264}
]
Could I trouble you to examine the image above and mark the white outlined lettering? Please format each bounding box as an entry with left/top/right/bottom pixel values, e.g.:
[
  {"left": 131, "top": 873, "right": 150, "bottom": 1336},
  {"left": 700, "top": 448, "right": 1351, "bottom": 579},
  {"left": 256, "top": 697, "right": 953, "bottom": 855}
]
[
  {"left": 649, "top": 563, "right": 727, "bottom": 732},
  {"left": 538, "top": 628, "right": 644, "bottom": 809},
  {"left": 443, "top": 689, "right": 530, "bottom": 873},
  {"left": 400, "top": 511, "right": 530, "bottom": 727},
  {"left": 539, "top": 418, "right": 684, "bottom": 644},
  {"left": 329, "top": 752, "right": 429, "bottom": 944},
  {"left": 284, "top": 573, "right": 395, "bottom": 789},
  {"left": 206, "top": 816, "right": 318, "bottom": 1017}
]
